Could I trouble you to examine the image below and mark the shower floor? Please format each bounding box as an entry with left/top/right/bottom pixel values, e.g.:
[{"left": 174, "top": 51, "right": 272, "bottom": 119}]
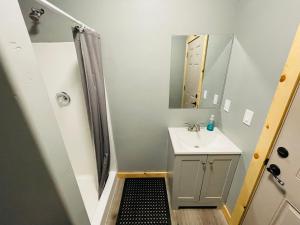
[{"left": 106, "top": 178, "right": 228, "bottom": 225}]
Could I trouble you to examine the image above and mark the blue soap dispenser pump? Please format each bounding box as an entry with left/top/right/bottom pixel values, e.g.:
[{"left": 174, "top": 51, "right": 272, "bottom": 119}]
[{"left": 207, "top": 114, "right": 215, "bottom": 131}]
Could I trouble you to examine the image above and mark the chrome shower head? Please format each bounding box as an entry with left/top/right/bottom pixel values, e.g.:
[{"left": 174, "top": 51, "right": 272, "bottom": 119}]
[{"left": 29, "top": 8, "right": 45, "bottom": 22}]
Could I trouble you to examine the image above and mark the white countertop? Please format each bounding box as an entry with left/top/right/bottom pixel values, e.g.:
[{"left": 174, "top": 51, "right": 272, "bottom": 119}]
[{"left": 168, "top": 127, "right": 242, "bottom": 155}]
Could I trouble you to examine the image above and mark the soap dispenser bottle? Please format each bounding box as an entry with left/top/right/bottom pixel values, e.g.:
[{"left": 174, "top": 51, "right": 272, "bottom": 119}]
[{"left": 207, "top": 114, "right": 215, "bottom": 131}]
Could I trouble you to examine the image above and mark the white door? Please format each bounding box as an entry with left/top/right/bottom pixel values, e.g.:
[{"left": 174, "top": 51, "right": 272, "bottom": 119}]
[
  {"left": 182, "top": 36, "right": 206, "bottom": 108},
  {"left": 243, "top": 83, "right": 300, "bottom": 225}
]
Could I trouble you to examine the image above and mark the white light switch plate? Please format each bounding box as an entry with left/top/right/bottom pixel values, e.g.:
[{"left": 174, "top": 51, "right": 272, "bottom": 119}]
[
  {"left": 224, "top": 99, "right": 231, "bottom": 112},
  {"left": 243, "top": 109, "right": 254, "bottom": 126},
  {"left": 213, "top": 94, "right": 219, "bottom": 104},
  {"left": 203, "top": 90, "right": 208, "bottom": 99}
]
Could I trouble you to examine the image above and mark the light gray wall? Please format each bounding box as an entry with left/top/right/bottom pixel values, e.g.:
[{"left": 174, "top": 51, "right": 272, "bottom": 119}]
[
  {"left": 169, "top": 36, "right": 186, "bottom": 108},
  {"left": 200, "top": 34, "right": 233, "bottom": 108},
  {"left": 221, "top": 0, "right": 300, "bottom": 212},
  {"left": 35, "top": 0, "right": 238, "bottom": 171}
]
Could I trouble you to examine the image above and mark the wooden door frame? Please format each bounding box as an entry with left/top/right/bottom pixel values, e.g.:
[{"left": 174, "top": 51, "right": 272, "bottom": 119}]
[
  {"left": 229, "top": 25, "right": 300, "bottom": 225},
  {"left": 196, "top": 35, "right": 209, "bottom": 108},
  {"left": 181, "top": 35, "right": 209, "bottom": 108}
]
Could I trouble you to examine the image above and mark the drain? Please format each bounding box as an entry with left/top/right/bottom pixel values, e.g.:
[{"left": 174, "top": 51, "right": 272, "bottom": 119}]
[{"left": 194, "top": 145, "right": 199, "bottom": 148}]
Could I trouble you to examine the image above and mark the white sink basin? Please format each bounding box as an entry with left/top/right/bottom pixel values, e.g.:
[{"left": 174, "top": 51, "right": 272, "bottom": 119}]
[{"left": 168, "top": 127, "right": 242, "bottom": 154}]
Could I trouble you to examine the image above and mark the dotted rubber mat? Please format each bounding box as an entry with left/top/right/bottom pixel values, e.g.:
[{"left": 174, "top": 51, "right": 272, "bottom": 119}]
[{"left": 116, "top": 178, "right": 171, "bottom": 225}]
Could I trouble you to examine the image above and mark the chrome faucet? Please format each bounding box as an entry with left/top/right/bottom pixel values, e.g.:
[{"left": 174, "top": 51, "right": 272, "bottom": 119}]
[{"left": 185, "top": 122, "right": 201, "bottom": 132}]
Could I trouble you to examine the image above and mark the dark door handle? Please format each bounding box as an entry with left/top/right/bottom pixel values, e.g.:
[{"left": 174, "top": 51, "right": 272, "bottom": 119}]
[{"left": 267, "top": 164, "right": 285, "bottom": 186}]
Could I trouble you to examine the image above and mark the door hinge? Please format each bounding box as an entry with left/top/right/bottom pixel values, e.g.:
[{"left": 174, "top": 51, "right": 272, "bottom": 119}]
[{"left": 263, "top": 158, "right": 270, "bottom": 165}]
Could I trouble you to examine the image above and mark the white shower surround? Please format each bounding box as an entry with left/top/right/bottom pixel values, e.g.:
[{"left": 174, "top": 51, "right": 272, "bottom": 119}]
[{"left": 33, "top": 42, "right": 118, "bottom": 225}]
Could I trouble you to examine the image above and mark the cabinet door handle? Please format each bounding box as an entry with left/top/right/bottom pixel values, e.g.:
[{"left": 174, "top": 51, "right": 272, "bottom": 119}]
[
  {"left": 209, "top": 161, "right": 214, "bottom": 169},
  {"left": 202, "top": 162, "right": 206, "bottom": 170}
]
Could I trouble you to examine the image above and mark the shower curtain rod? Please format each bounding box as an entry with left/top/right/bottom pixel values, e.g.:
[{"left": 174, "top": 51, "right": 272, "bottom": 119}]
[{"left": 35, "top": 0, "right": 95, "bottom": 31}]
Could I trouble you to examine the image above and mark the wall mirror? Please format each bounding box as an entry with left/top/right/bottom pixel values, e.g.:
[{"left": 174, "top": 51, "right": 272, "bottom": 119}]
[{"left": 169, "top": 34, "right": 234, "bottom": 109}]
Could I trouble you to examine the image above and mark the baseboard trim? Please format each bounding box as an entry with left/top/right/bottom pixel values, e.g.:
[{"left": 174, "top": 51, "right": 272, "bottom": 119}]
[
  {"left": 221, "top": 204, "right": 232, "bottom": 225},
  {"left": 117, "top": 171, "right": 167, "bottom": 178}
]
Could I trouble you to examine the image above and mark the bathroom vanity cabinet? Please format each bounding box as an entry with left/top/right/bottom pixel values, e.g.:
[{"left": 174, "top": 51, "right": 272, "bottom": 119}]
[{"left": 167, "top": 127, "right": 241, "bottom": 209}]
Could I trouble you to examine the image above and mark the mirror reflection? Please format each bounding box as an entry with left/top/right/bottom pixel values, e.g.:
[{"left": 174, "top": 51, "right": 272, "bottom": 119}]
[{"left": 169, "top": 34, "right": 233, "bottom": 109}]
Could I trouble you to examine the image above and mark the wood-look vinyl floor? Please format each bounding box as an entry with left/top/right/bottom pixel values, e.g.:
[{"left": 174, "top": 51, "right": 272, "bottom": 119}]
[{"left": 105, "top": 178, "right": 228, "bottom": 225}]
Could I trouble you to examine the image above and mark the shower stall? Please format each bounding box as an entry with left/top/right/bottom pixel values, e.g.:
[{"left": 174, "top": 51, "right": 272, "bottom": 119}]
[{"left": 17, "top": 0, "right": 118, "bottom": 224}]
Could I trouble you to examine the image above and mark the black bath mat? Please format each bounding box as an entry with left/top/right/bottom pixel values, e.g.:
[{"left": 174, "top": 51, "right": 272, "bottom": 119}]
[{"left": 116, "top": 178, "right": 171, "bottom": 225}]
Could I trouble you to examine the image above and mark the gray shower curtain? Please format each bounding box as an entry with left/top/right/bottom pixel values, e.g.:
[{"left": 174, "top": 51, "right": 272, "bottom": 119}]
[{"left": 73, "top": 27, "right": 110, "bottom": 197}]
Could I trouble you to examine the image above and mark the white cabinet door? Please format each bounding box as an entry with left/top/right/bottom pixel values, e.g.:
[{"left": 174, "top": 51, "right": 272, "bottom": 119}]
[
  {"left": 173, "top": 155, "right": 207, "bottom": 205},
  {"left": 199, "top": 155, "right": 239, "bottom": 206}
]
